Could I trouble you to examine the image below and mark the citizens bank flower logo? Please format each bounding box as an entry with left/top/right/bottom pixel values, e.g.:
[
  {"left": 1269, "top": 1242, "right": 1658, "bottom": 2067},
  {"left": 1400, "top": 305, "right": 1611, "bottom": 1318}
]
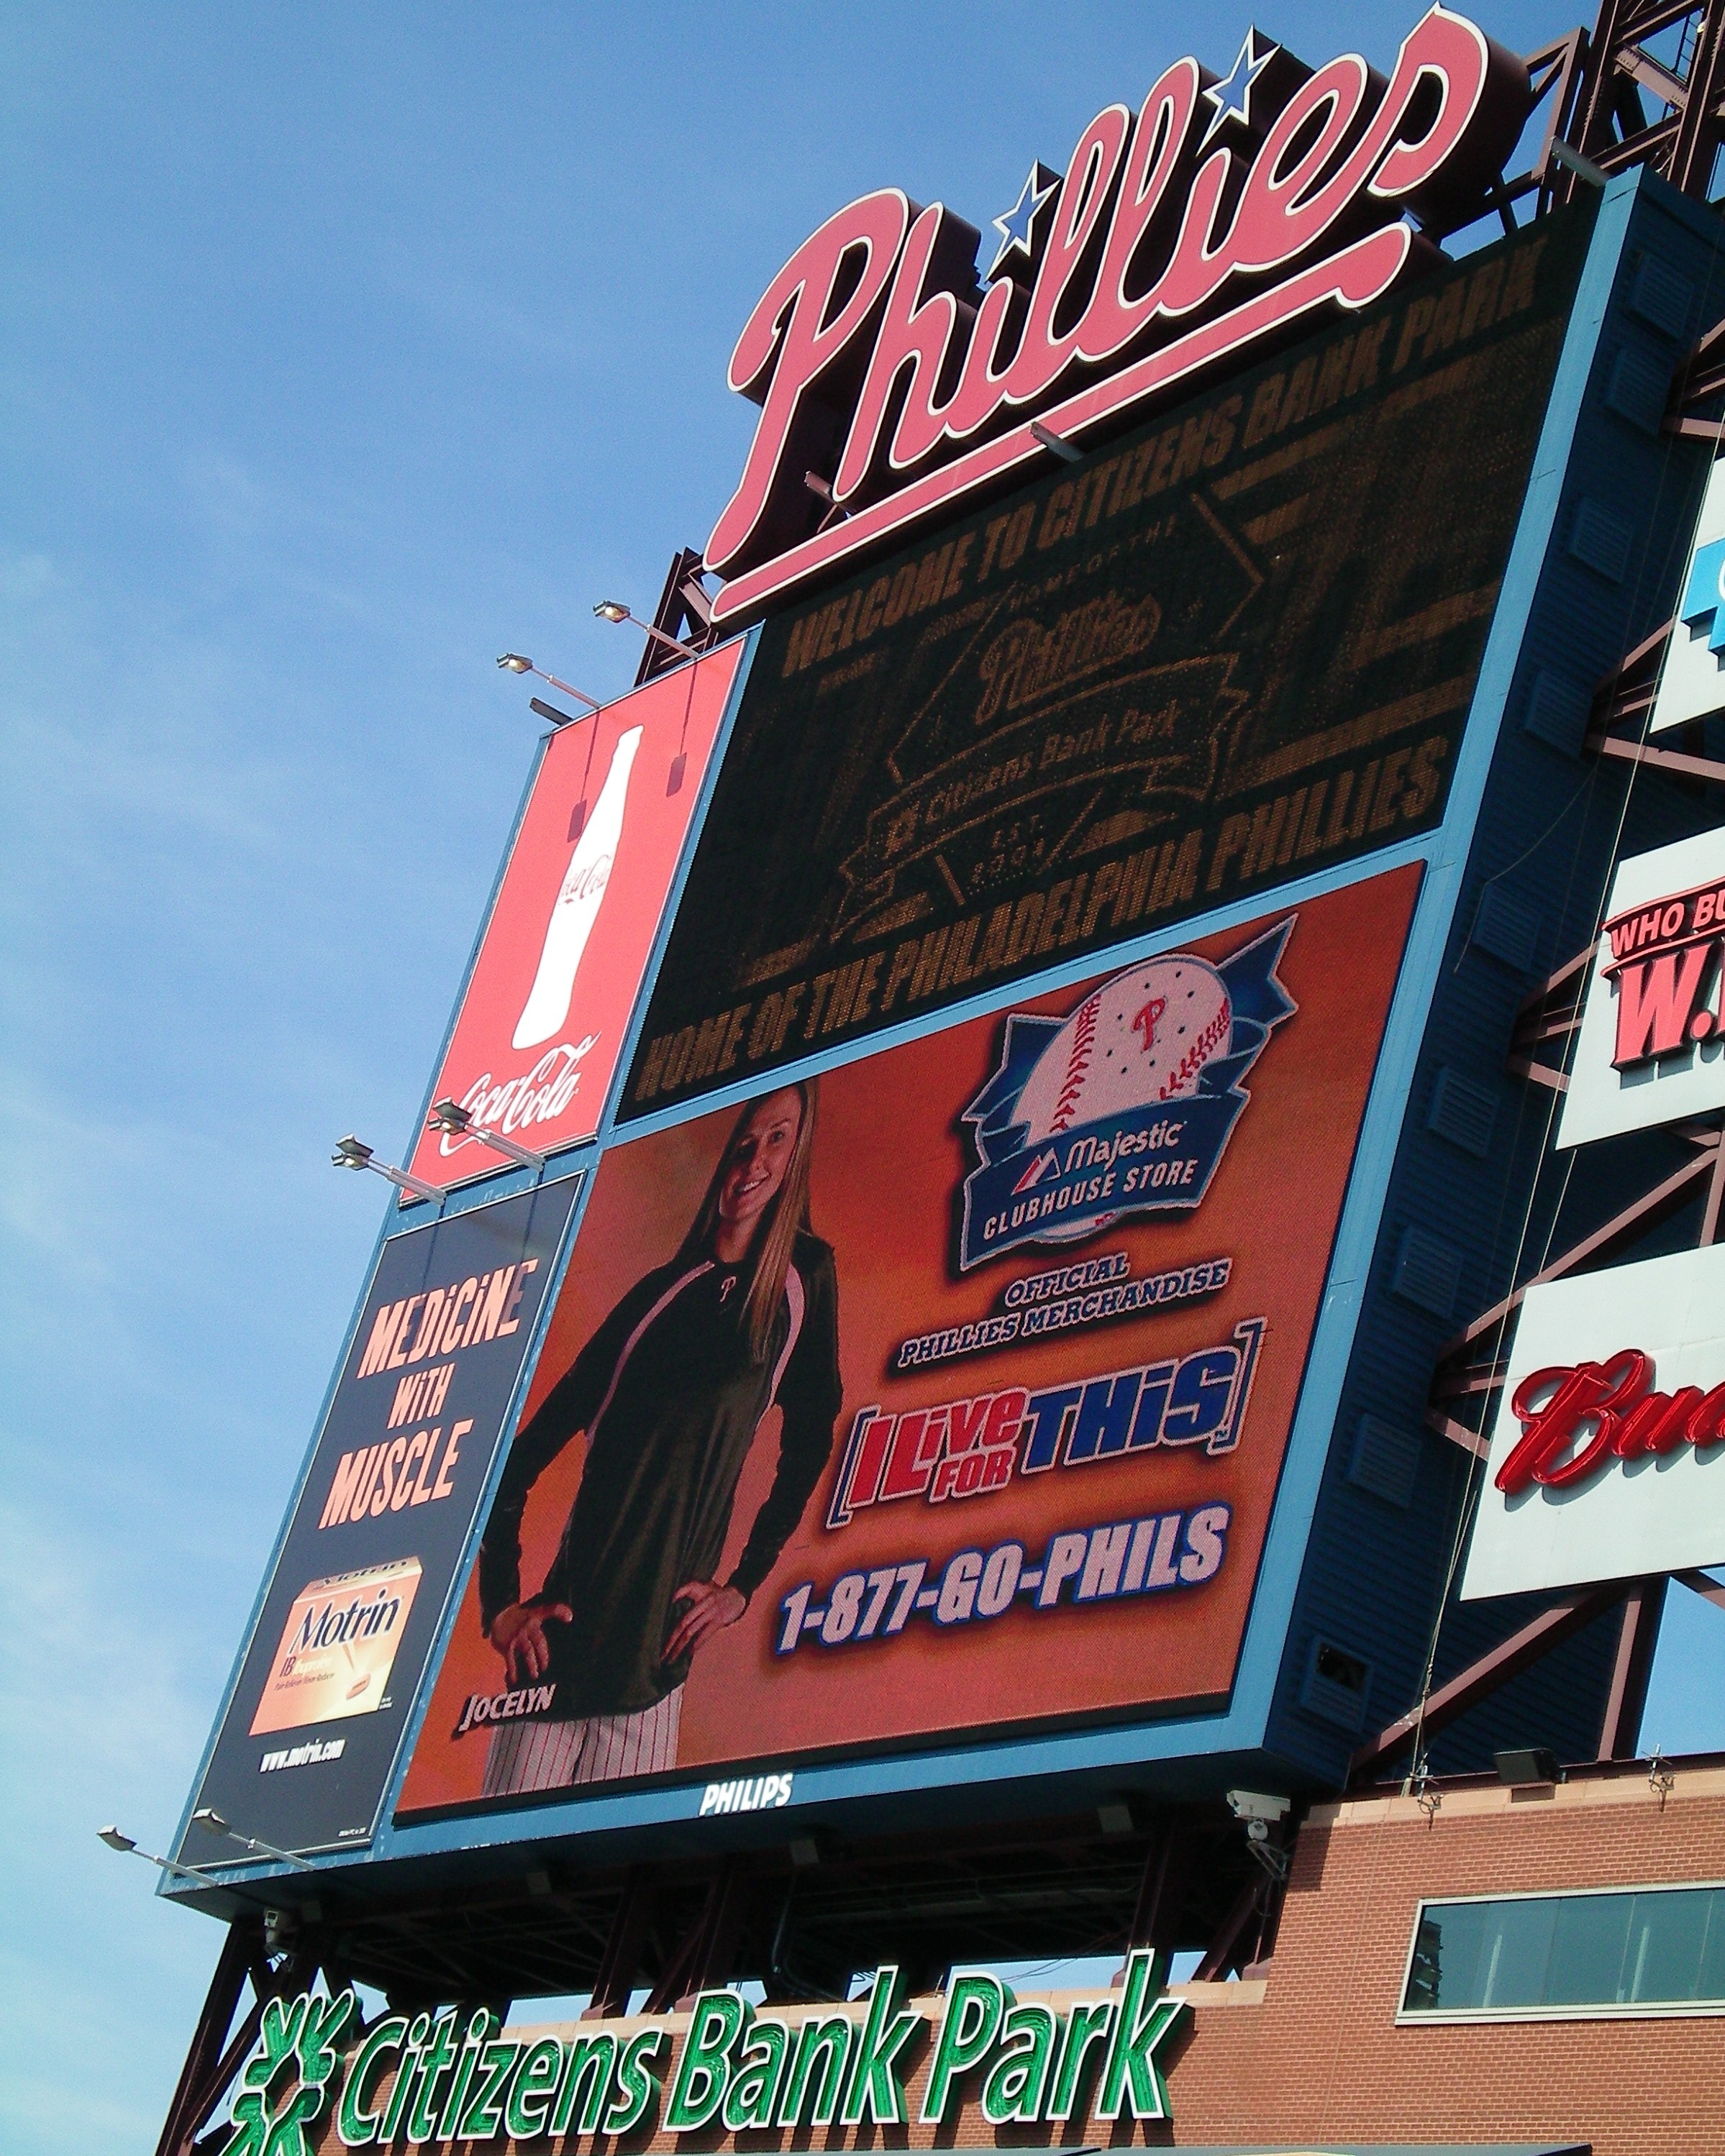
[
  {"left": 957, "top": 919, "right": 1296, "bottom": 1268},
  {"left": 224, "top": 1991, "right": 355, "bottom": 2156}
]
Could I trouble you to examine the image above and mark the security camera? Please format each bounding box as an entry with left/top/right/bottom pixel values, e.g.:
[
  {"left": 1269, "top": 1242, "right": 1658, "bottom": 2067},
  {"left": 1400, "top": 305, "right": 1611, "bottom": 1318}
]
[{"left": 1226, "top": 1789, "right": 1291, "bottom": 1825}]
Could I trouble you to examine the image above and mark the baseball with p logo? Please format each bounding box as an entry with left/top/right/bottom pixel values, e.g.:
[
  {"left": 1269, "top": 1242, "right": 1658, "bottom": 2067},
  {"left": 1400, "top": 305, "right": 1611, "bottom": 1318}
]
[{"left": 958, "top": 923, "right": 1296, "bottom": 1269}]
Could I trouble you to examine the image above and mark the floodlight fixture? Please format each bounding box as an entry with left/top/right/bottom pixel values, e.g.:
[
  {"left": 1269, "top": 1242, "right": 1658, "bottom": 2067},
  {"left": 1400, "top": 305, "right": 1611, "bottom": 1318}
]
[
  {"left": 592, "top": 600, "right": 701, "bottom": 663},
  {"left": 191, "top": 1806, "right": 317, "bottom": 1872},
  {"left": 332, "top": 1135, "right": 445, "bottom": 1209},
  {"left": 97, "top": 1825, "right": 219, "bottom": 1891},
  {"left": 427, "top": 1098, "right": 545, "bottom": 1173},
  {"left": 495, "top": 653, "right": 601, "bottom": 713}
]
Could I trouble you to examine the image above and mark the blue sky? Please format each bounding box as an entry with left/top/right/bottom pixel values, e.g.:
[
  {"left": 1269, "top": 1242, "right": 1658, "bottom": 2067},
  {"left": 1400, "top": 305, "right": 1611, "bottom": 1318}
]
[{"left": 4, "top": 4, "right": 1723, "bottom": 2148}]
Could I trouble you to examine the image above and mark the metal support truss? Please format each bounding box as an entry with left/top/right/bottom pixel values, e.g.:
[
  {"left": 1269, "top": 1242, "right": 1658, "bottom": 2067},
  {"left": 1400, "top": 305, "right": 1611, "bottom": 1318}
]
[
  {"left": 632, "top": 545, "right": 721, "bottom": 686},
  {"left": 1349, "top": 1580, "right": 1629, "bottom": 1783},
  {"left": 1598, "top": 1575, "right": 1669, "bottom": 1755},
  {"left": 1550, "top": 2, "right": 1725, "bottom": 209},
  {"left": 583, "top": 1867, "right": 655, "bottom": 2019},
  {"left": 154, "top": 1920, "right": 310, "bottom": 2156},
  {"left": 1426, "top": 1126, "right": 1725, "bottom": 1466},
  {"left": 642, "top": 1858, "right": 752, "bottom": 2013}
]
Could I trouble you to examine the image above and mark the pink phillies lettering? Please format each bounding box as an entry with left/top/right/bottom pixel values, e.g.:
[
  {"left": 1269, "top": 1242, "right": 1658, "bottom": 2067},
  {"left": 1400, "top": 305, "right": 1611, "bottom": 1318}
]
[{"left": 704, "top": 6, "right": 1528, "bottom": 608}]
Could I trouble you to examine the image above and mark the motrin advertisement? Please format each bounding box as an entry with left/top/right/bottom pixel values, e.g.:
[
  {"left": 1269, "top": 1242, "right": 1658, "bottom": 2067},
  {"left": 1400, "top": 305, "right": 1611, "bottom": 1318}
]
[
  {"left": 180, "top": 1177, "right": 581, "bottom": 1857},
  {"left": 625, "top": 209, "right": 1584, "bottom": 1124},
  {"left": 406, "top": 647, "right": 742, "bottom": 1192},
  {"left": 1555, "top": 830, "right": 1725, "bottom": 1148},
  {"left": 1461, "top": 1242, "right": 1725, "bottom": 1601},
  {"left": 397, "top": 866, "right": 1418, "bottom": 1812}
]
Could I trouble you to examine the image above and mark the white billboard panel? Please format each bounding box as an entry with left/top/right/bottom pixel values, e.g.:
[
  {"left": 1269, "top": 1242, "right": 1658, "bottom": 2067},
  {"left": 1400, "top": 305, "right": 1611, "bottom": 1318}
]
[
  {"left": 1461, "top": 1243, "right": 1725, "bottom": 1600},
  {"left": 1649, "top": 454, "right": 1725, "bottom": 736},
  {"left": 1554, "top": 828, "right": 1725, "bottom": 1148}
]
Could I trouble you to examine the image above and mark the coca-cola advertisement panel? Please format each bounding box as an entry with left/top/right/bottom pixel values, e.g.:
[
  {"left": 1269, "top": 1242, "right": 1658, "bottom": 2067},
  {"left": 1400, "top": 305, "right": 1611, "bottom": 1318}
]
[
  {"left": 179, "top": 1177, "right": 580, "bottom": 1858},
  {"left": 1555, "top": 829, "right": 1725, "bottom": 1149},
  {"left": 408, "top": 645, "right": 743, "bottom": 1192},
  {"left": 1461, "top": 1243, "right": 1725, "bottom": 1601},
  {"left": 622, "top": 209, "right": 1586, "bottom": 1128},
  {"left": 396, "top": 865, "right": 1417, "bottom": 1815}
]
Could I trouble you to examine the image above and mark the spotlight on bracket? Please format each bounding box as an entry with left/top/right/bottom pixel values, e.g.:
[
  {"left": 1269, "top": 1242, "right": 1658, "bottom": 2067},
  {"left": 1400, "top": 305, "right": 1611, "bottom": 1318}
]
[
  {"left": 332, "top": 1135, "right": 445, "bottom": 1208},
  {"left": 97, "top": 1825, "right": 218, "bottom": 1890},
  {"left": 427, "top": 1098, "right": 545, "bottom": 1174},
  {"left": 191, "top": 1806, "right": 317, "bottom": 1873},
  {"left": 593, "top": 600, "right": 701, "bottom": 664},
  {"left": 496, "top": 653, "right": 601, "bottom": 714}
]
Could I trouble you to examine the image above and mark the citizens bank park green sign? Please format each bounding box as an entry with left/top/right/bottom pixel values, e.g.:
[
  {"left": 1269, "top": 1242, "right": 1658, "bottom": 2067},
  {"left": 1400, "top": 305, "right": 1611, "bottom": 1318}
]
[{"left": 223, "top": 1955, "right": 1182, "bottom": 2152}]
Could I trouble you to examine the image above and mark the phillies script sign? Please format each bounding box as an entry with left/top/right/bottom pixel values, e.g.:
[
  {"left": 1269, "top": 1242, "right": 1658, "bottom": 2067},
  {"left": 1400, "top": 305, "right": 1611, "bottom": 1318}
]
[
  {"left": 1462, "top": 1245, "right": 1725, "bottom": 1599},
  {"left": 705, "top": 6, "right": 1529, "bottom": 621}
]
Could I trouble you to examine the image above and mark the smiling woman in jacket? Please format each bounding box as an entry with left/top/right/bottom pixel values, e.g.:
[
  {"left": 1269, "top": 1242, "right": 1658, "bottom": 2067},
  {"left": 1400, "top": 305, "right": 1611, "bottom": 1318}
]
[{"left": 475, "top": 1079, "right": 842, "bottom": 1793}]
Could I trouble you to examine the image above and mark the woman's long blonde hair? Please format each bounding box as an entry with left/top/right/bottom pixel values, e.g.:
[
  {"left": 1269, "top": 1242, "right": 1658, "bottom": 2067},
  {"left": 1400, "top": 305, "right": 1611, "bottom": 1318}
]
[{"left": 678, "top": 1080, "right": 819, "bottom": 1364}]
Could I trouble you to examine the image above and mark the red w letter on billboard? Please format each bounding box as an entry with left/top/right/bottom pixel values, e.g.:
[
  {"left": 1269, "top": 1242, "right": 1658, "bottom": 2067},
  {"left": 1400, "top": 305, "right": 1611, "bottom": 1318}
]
[{"left": 1613, "top": 946, "right": 1712, "bottom": 1068}]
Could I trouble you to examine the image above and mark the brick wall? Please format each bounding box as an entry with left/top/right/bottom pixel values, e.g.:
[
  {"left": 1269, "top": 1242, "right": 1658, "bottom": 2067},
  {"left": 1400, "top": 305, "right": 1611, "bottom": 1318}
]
[{"left": 1159, "top": 1756, "right": 1725, "bottom": 2155}]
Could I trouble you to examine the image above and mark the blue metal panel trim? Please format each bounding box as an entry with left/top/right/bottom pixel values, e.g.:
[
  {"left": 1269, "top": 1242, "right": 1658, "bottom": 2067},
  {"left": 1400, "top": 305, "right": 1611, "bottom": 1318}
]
[{"left": 1265, "top": 170, "right": 1725, "bottom": 1776}]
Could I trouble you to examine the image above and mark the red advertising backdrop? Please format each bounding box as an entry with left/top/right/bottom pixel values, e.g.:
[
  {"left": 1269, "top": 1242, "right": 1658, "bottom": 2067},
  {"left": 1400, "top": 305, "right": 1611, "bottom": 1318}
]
[
  {"left": 407, "top": 645, "right": 743, "bottom": 1189},
  {"left": 399, "top": 864, "right": 1419, "bottom": 1812}
]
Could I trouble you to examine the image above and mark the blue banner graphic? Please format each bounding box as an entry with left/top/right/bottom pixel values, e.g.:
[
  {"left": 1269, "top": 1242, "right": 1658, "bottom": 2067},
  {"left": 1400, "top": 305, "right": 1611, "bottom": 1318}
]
[{"left": 959, "top": 919, "right": 1296, "bottom": 1269}]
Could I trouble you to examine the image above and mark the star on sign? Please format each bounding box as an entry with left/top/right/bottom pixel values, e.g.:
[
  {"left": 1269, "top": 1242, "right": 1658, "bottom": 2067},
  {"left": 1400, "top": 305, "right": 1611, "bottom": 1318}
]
[
  {"left": 1201, "top": 26, "right": 1280, "bottom": 147},
  {"left": 988, "top": 160, "right": 1061, "bottom": 280}
]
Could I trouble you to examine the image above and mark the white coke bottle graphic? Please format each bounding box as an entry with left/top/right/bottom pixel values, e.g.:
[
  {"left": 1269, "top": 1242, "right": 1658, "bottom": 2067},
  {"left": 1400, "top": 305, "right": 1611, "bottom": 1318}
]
[{"left": 512, "top": 723, "right": 642, "bottom": 1051}]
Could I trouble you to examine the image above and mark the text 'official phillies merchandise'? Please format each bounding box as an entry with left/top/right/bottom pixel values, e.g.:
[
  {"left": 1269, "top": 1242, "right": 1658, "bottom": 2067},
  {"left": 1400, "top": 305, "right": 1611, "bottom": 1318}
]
[
  {"left": 181, "top": 1178, "right": 581, "bottom": 1855},
  {"left": 398, "top": 864, "right": 1418, "bottom": 1813},
  {"left": 407, "top": 645, "right": 742, "bottom": 1192}
]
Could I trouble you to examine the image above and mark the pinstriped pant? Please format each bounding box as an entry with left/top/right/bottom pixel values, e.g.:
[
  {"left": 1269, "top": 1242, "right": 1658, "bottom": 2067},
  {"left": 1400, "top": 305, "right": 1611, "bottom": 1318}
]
[{"left": 481, "top": 1687, "right": 683, "bottom": 1794}]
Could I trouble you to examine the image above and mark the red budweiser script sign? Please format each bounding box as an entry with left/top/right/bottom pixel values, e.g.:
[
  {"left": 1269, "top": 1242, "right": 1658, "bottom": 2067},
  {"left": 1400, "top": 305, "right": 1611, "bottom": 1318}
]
[
  {"left": 1498, "top": 1350, "right": 1725, "bottom": 1496},
  {"left": 705, "top": 6, "right": 1529, "bottom": 622},
  {"left": 1601, "top": 876, "right": 1725, "bottom": 1070}
]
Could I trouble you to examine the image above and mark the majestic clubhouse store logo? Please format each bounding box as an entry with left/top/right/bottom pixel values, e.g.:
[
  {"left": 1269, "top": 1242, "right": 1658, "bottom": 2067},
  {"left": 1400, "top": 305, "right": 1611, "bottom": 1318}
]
[
  {"left": 958, "top": 920, "right": 1295, "bottom": 1266},
  {"left": 704, "top": 6, "right": 1531, "bottom": 619}
]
